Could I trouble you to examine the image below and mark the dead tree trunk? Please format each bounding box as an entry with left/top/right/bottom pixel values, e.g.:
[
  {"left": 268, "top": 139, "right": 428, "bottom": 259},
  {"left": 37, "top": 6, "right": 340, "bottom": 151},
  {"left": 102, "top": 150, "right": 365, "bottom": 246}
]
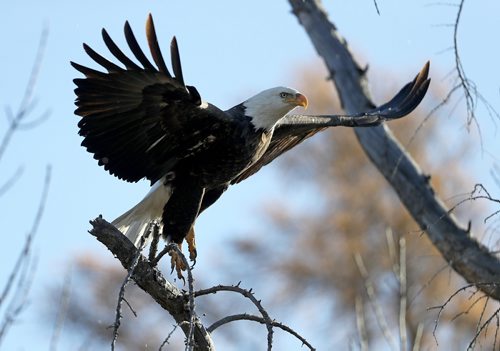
[{"left": 289, "top": 0, "right": 500, "bottom": 300}]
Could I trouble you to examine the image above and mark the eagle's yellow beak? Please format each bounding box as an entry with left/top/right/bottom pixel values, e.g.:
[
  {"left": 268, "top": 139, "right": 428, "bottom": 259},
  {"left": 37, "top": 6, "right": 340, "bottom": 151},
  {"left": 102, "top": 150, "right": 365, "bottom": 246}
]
[{"left": 289, "top": 93, "right": 308, "bottom": 109}]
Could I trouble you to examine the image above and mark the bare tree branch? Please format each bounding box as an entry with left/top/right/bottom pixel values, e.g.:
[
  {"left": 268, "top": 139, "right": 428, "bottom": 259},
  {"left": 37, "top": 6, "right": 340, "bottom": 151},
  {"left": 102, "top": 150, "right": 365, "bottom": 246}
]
[
  {"left": 355, "top": 296, "right": 368, "bottom": 351},
  {"left": 206, "top": 313, "right": 315, "bottom": 350},
  {"left": 88, "top": 217, "right": 215, "bottom": 351},
  {"left": 372, "top": 0, "right": 380, "bottom": 15},
  {"left": 159, "top": 324, "right": 179, "bottom": 351},
  {"left": 111, "top": 234, "right": 147, "bottom": 351},
  {"left": 467, "top": 307, "right": 500, "bottom": 350},
  {"left": 196, "top": 284, "right": 274, "bottom": 350},
  {"left": 428, "top": 282, "right": 499, "bottom": 345},
  {"left": 0, "top": 166, "right": 23, "bottom": 198},
  {"left": 398, "top": 238, "right": 408, "bottom": 351},
  {"left": 412, "top": 323, "right": 424, "bottom": 351},
  {"left": 90, "top": 218, "right": 314, "bottom": 350},
  {"left": 0, "top": 25, "right": 49, "bottom": 165},
  {"left": 50, "top": 268, "right": 72, "bottom": 351},
  {"left": 288, "top": 0, "right": 500, "bottom": 301},
  {"left": 452, "top": 0, "right": 475, "bottom": 126},
  {"left": 449, "top": 0, "right": 499, "bottom": 129},
  {"left": 0, "top": 165, "right": 50, "bottom": 346},
  {"left": 0, "top": 166, "right": 50, "bottom": 309},
  {"left": 448, "top": 184, "right": 500, "bottom": 223},
  {"left": 354, "top": 253, "right": 397, "bottom": 350}
]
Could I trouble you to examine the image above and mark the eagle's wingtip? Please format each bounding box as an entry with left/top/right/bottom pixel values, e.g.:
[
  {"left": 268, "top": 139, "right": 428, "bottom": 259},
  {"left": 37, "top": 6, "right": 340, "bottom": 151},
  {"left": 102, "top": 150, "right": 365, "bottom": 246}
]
[
  {"left": 146, "top": 13, "right": 154, "bottom": 29},
  {"left": 421, "top": 61, "right": 430, "bottom": 79}
]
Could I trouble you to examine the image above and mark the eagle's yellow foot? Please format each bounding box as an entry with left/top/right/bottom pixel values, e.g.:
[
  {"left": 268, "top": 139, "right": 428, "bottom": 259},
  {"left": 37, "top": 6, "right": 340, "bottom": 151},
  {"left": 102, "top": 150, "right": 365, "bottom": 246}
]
[
  {"left": 169, "top": 243, "right": 187, "bottom": 281},
  {"left": 186, "top": 227, "right": 197, "bottom": 263},
  {"left": 167, "top": 230, "right": 197, "bottom": 281}
]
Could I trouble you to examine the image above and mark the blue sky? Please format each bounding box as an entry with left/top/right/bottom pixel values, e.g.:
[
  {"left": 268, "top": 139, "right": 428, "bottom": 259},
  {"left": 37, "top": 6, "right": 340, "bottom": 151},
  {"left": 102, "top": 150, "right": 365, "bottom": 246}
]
[{"left": 1, "top": 1, "right": 499, "bottom": 349}]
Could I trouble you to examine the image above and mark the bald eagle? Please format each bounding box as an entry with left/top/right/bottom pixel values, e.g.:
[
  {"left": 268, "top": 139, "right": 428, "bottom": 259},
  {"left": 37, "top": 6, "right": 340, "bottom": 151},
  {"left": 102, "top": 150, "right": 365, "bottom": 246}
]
[{"left": 72, "top": 15, "right": 430, "bottom": 276}]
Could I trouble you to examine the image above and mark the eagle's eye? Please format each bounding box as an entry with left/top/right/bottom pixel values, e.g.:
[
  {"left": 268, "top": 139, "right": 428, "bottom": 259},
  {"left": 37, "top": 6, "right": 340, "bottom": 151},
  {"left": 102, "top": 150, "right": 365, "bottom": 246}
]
[{"left": 280, "top": 92, "right": 290, "bottom": 98}]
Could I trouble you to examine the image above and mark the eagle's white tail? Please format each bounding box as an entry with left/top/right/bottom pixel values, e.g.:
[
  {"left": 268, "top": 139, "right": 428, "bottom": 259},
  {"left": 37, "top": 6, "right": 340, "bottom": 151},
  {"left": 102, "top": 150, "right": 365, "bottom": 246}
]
[{"left": 112, "top": 180, "right": 172, "bottom": 247}]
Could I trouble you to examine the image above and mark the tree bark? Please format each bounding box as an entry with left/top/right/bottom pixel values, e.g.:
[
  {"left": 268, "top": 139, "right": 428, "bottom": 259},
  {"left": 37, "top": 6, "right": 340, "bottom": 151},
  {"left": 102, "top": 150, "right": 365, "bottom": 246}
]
[
  {"left": 288, "top": 0, "right": 500, "bottom": 299},
  {"left": 89, "top": 217, "right": 215, "bottom": 351}
]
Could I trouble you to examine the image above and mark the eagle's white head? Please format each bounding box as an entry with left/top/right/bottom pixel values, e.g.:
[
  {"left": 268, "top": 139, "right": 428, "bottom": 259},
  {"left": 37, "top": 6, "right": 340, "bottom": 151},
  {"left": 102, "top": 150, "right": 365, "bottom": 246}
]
[{"left": 243, "top": 87, "right": 308, "bottom": 131}]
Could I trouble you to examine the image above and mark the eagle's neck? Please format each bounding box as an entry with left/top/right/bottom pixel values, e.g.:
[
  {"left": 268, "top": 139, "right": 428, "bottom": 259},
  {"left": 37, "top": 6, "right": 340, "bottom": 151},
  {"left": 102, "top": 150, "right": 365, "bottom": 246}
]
[{"left": 242, "top": 96, "right": 294, "bottom": 132}]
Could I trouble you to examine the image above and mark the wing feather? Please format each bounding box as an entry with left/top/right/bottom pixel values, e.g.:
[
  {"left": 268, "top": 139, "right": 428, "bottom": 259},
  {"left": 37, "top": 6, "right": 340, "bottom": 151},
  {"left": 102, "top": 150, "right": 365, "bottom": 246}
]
[
  {"left": 170, "top": 37, "right": 185, "bottom": 86},
  {"left": 102, "top": 28, "right": 142, "bottom": 70},
  {"left": 232, "top": 62, "right": 430, "bottom": 184},
  {"left": 82, "top": 43, "right": 124, "bottom": 72},
  {"left": 70, "top": 61, "right": 107, "bottom": 78},
  {"left": 124, "top": 21, "right": 157, "bottom": 71},
  {"left": 72, "top": 15, "right": 220, "bottom": 183},
  {"left": 145, "top": 14, "right": 170, "bottom": 76}
]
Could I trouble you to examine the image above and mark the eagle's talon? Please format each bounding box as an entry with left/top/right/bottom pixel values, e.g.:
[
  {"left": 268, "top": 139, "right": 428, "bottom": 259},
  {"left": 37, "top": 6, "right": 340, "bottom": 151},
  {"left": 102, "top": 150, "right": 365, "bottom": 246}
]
[
  {"left": 189, "top": 249, "right": 197, "bottom": 263},
  {"left": 169, "top": 245, "right": 187, "bottom": 281}
]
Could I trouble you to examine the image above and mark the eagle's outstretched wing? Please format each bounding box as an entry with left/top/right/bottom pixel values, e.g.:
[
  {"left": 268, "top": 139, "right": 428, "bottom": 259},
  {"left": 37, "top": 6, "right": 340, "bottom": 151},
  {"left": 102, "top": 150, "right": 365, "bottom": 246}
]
[
  {"left": 232, "top": 62, "right": 430, "bottom": 184},
  {"left": 72, "top": 14, "right": 225, "bottom": 184}
]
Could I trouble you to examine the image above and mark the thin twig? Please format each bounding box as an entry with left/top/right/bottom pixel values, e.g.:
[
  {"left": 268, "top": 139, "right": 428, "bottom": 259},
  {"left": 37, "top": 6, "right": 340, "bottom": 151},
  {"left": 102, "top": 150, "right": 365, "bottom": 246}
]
[
  {"left": 385, "top": 228, "right": 398, "bottom": 276},
  {"left": 493, "top": 313, "right": 500, "bottom": 351},
  {"left": 151, "top": 245, "right": 170, "bottom": 265},
  {"left": 207, "top": 313, "right": 315, "bottom": 350},
  {"left": 111, "top": 234, "right": 148, "bottom": 351},
  {"left": 467, "top": 307, "right": 500, "bottom": 350},
  {"left": 428, "top": 282, "right": 500, "bottom": 342},
  {"left": 372, "top": 0, "right": 380, "bottom": 15},
  {"left": 0, "top": 165, "right": 50, "bottom": 311},
  {"left": 408, "top": 263, "right": 451, "bottom": 308},
  {"left": 0, "top": 25, "right": 49, "bottom": 164},
  {"left": 166, "top": 243, "right": 196, "bottom": 351},
  {"left": 473, "top": 294, "right": 490, "bottom": 346},
  {"left": 0, "top": 166, "right": 24, "bottom": 197},
  {"left": 453, "top": 0, "right": 475, "bottom": 126},
  {"left": 450, "top": 0, "right": 500, "bottom": 133},
  {"left": 398, "top": 238, "right": 407, "bottom": 351},
  {"left": 122, "top": 297, "right": 137, "bottom": 318},
  {"left": 0, "top": 253, "right": 38, "bottom": 346},
  {"left": 448, "top": 184, "right": 500, "bottom": 223},
  {"left": 355, "top": 296, "right": 368, "bottom": 351},
  {"left": 411, "top": 323, "right": 423, "bottom": 351},
  {"left": 354, "top": 253, "right": 397, "bottom": 351},
  {"left": 50, "top": 268, "right": 73, "bottom": 351},
  {"left": 450, "top": 295, "right": 488, "bottom": 322},
  {"left": 159, "top": 324, "right": 178, "bottom": 351},
  {"left": 148, "top": 223, "right": 161, "bottom": 262},
  {"left": 196, "top": 283, "right": 274, "bottom": 350}
]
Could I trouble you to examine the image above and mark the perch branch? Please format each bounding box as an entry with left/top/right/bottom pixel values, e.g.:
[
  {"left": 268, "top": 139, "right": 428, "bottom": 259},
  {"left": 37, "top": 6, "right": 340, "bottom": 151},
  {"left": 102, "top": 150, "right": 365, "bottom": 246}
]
[{"left": 88, "top": 217, "right": 215, "bottom": 351}]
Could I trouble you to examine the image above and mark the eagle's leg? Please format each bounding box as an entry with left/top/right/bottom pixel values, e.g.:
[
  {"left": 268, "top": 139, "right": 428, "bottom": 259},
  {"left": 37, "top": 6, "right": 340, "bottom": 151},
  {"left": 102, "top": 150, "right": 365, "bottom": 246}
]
[
  {"left": 161, "top": 181, "right": 205, "bottom": 279},
  {"left": 186, "top": 226, "right": 197, "bottom": 263}
]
